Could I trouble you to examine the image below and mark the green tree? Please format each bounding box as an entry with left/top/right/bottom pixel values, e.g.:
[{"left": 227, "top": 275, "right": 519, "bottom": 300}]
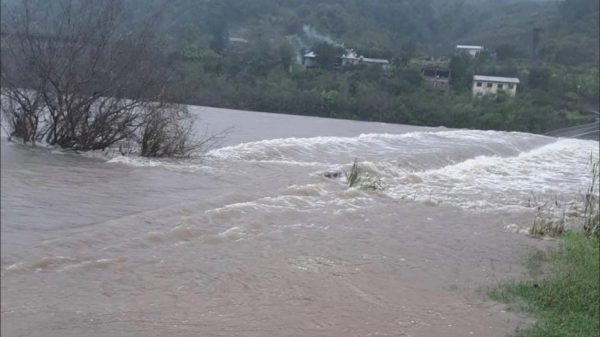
[
  {"left": 495, "top": 44, "right": 521, "bottom": 61},
  {"left": 528, "top": 67, "right": 551, "bottom": 90},
  {"left": 313, "top": 43, "right": 342, "bottom": 70},
  {"left": 449, "top": 55, "right": 472, "bottom": 91},
  {"left": 278, "top": 42, "right": 295, "bottom": 73}
]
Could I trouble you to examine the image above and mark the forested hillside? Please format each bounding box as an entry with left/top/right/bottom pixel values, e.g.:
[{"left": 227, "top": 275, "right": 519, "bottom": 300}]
[
  {"left": 141, "top": 0, "right": 598, "bottom": 65},
  {"left": 2, "top": 0, "right": 598, "bottom": 133}
]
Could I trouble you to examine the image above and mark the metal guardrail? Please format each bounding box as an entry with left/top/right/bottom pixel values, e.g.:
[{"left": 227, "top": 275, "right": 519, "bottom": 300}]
[
  {"left": 545, "top": 121, "right": 599, "bottom": 140},
  {"left": 544, "top": 109, "right": 599, "bottom": 140},
  {"left": 545, "top": 121, "right": 599, "bottom": 136}
]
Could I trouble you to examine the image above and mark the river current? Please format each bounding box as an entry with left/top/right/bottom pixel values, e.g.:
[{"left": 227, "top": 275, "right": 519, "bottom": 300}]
[{"left": 1, "top": 106, "right": 598, "bottom": 337}]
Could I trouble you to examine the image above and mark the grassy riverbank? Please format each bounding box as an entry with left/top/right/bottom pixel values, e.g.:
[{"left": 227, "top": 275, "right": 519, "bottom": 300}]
[{"left": 491, "top": 232, "right": 599, "bottom": 337}]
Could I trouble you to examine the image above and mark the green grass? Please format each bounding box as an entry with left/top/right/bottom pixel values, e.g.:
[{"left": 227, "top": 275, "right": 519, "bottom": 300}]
[{"left": 490, "top": 232, "right": 599, "bottom": 337}]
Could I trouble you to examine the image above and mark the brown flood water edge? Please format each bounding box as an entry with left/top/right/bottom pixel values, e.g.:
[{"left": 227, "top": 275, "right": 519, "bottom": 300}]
[{"left": 2, "top": 106, "right": 596, "bottom": 337}]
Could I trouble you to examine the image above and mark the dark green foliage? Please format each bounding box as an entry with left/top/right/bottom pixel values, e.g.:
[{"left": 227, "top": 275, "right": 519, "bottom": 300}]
[
  {"left": 528, "top": 67, "right": 551, "bottom": 90},
  {"left": 449, "top": 55, "right": 473, "bottom": 91},
  {"left": 495, "top": 44, "right": 523, "bottom": 61},
  {"left": 313, "top": 43, "right": 343, "bottom": 70}
]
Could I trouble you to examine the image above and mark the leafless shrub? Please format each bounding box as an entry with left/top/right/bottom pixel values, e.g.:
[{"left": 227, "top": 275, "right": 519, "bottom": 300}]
[
  {"left": 1, "top": 0, "right": 227, "bottom": 157},
  {"left": 140, "top": 103, "right": 196, "bottom": 158},
  {"left": 0, "top": 0, "right": 165, "bottom": 151},
  {"left": 0, "top": 89, "right": 43, "bottom": 144},
  {"left": 138, "top": 102, "right": 231, "bottom": 158}
]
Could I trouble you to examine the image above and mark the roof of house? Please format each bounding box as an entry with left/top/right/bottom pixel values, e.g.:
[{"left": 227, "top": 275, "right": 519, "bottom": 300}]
[
  {"left": 303, "top": 50, "right": 389, "bottom": 64},
  {"left": 362, "top": 57, "right": 390, "bottom": 64},
  {"left": 456, "top": 45, "right": 484, "bottom": 50},
  {"left": 229, "top": 37, "right": 249, "bottom": 43},
  {"left": 473, "top": 75, "right": 520, "bottom": 84},
  {"left": 422, "top": 65, "right": 450, "bottom": 71},
  {"left": 342, "top": 51, "right": 360, "bottom": 59}
]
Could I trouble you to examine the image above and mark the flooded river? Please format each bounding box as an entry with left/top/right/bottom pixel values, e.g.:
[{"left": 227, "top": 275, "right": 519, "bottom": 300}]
[{"left": 1, "top": 106, "right": 598, "bottom": 337}]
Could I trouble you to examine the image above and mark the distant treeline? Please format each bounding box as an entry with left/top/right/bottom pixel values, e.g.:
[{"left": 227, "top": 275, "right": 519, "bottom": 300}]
[
  {"left": 1, "top": 0, "right": 598, "bottom": 134},
  {"left": 165, "top": 50, "right": 597, "bottom": 133},
  {"left": 161, "top": 0, "right": 600, "bottom": 133}
]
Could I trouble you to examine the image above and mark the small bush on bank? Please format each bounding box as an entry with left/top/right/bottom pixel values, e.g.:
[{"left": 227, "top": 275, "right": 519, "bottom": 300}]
[
  {"left": 583, "top": 160, "right": 599, "bottom": 237},
  {"left": 529, "top": 209, "right": 566, "bottom": 237},
  {"left": 528, "top": 159, "right": 599, "bottom": 238}
]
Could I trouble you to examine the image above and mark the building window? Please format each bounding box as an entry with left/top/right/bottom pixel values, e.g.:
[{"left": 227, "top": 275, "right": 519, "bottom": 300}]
[
  {"left": 476, "top": 82, "right": 482, "bottom": 87},
  {"left": 508, "top": 84, "right": 514, "bottom": 89},
  {"left": 498, "top": 84, "right": 504, "bottom": 89},
  {"left": 486, "top": 83, "right": 493, "bottom": 88}
]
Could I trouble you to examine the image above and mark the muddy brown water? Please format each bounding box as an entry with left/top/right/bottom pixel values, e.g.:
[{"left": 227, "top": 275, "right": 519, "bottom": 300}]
[{"left": 2, "top": 106, "right": 598, "bottom": 336}]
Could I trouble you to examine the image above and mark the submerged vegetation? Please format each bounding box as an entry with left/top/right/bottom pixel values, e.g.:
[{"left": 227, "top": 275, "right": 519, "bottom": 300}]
[
  {"left": 344, "top": 159, "right": 385, "bottom": 191},
  {"left": 490, "top": 232, "right": 599, "bottom": 337},
  {"left": 345, "top": 159, "right": 361, "bottom": 188},
  {"left": 529, "top": 212, "right": 566, "bottom": 238},
  {"left": 528, "top": 159, "right": 600, "bottom": 238}
]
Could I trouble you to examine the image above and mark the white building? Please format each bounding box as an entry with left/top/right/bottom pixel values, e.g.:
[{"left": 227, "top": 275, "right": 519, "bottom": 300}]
[
  {"left": 456, "top": 45, "right": 484, "bottom": 57},
  {"left": 341, "top": 50, "right": 390, "bottom": 68},
  {"left": 472, "top": 75, "right": 520, "bottom": 97},
  {"left": 361, "top": 57, "right": 390, "bottom": 68},
  {"left": 341, "top": 50, "right": 361, "bottom": 66},
  {"left": 302, "top": 51, "right": 318, "bottom": 67},
  {"left": 303, "top": 49, "right": 390, "bottom": 69}
]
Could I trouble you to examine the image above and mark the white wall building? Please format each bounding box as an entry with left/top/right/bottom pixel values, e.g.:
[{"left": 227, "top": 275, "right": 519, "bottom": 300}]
[
  {"left": 302, "top": 51, "right": 317, "bottom": 67},
  {"left": 303, "top": 49, "right": 390, "bottom": 69},
  {"left": 341, "top": 49, "right": 390, "bottom": 68},
  {"left": 472, "top": 75, "right": 520, "bottom": 97},
  {"left": 456, "top": 45, "right": 484, "bottom": 57}
]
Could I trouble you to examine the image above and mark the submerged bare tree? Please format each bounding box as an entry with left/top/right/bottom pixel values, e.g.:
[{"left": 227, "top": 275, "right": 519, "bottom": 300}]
[
  {"left": 140, "top": 103, "right": 196, "bottom": 158},
  {"left": 139, "top": 103, "right": 230, "bottom": 158},
  {"left": 1, "top": 0, "right": 205, "bottom": 156},
  {"left": 0, "top": 88, "right": 44, "bottom": 143}
]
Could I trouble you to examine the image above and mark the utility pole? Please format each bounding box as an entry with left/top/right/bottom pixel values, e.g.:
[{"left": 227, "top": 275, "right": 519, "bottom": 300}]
[{"left": 532, "top": 27, "right": 542, "bottom": 66}]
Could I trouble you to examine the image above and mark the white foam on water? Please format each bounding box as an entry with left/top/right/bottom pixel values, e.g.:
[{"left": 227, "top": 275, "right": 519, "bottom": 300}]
[
  {"left": 2, "top": 256, "right": 127, "bottom": 274},
  {"left": 383, "top": 138, "right": 598, "bottom": 210},
  {"left": 284, "top": 184, "right": 330, "bottom": 197},
  {"left": 61, "top": 257, "right": 127, "bottom": 271},
  {"left": 202, "top": 182, "right": 377, "bottom": 231},
  {"left": 206, "top": 130, "right": 550, "bottom": 167},
  {"left": 107, "top": 156, "right": 164, "bottom": 167},
  {"left": 106, "top": 155, "right": 213, "bottom": 172}
]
